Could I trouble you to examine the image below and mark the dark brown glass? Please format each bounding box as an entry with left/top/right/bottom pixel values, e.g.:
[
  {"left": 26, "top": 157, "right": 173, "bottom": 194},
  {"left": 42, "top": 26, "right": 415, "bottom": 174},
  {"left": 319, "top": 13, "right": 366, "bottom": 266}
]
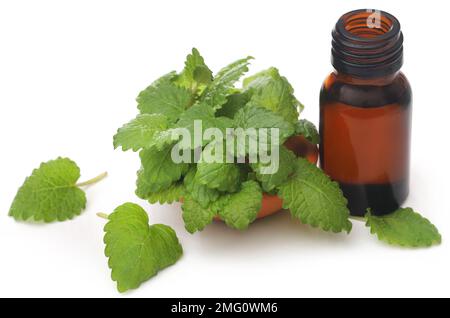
[{"left": 320, "top": 9, "right": 412, "bottom": 216}]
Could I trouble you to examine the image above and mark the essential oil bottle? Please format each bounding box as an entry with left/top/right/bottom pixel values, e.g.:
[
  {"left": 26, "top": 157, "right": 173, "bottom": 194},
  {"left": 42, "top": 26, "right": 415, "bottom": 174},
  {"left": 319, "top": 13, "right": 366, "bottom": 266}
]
[{"left": 320, "top": 9, "right": 412, "bottom": 216}]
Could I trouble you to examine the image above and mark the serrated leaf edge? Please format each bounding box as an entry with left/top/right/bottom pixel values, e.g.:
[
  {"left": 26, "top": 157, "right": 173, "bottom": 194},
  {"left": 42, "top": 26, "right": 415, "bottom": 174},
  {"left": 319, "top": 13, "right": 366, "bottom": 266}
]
[{"left": 365, "top": 209, "right": 442, "bottom": 248}]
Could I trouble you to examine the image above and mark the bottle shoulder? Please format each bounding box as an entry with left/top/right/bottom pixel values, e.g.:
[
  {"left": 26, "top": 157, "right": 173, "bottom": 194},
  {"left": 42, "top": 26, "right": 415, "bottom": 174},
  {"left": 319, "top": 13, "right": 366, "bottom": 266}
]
[{"left": 321, "top": 72, "right": 412, "bottom": 108}]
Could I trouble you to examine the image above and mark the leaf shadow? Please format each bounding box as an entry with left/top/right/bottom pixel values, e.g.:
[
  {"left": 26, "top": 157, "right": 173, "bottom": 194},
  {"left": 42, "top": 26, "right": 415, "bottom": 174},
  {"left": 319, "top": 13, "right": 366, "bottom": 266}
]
[{"left": 151, "top": 203, "right": 353, "bottom": 259}]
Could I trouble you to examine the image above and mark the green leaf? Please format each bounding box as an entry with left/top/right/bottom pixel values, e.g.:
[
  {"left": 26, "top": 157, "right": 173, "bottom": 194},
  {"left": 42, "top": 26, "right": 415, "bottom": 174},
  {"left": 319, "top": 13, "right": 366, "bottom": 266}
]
[
  {"left": 216, "top": 91, "right": 250, "bottom": 119},
  {"left": 233, "top": 104, "right": 295, "bottom": 157},
  {"left": 243, "top": 67, "right": 280, "bottom": 88},
  {"left": 295, "top": 119, "right": 319, "bottom": 144},
  {"left": 244, "top": 67, "right": 302, "bottom": 125},
  {"left": 146, "top": 182, "right": 185, "bottom": 204},
  {"left": 104, "top": 203, "right": 183, "bottom": 293},
  {"left": 201, "top": 56, "right": 253, "bottom": 110},
  {"left": 176, "top": 102, "right": 217, "bottom": 132},
  {"left": 365, "top": 208, "right": 442, "bottom": 247},
  {"left": 196, "top": 162, "right": 241, "bottom": 193},
  {"left": 176, "top": 48, "right": 213, "bottom": 93},
  {"left": 113, "top": 114, "right": 168, "bottom": 152},
  {"left": 195, "top": 141, "right": 241, "bottom": 192},
  {"left": 277, "top": 158, "right": 352, "bottom": 233},
  {"left": 181, "top": 196, "right": 216, "bottom": 234},
  {"left": 251, "top": 146, "right": 297, "bottom": 192},
  {"left": 173, "top": 102, "right": 235, "bottom": 149},
  {"left": 144, "top": 128, "right": 182, "bottom": 151},
  {"left": 137, "top": 72, "right": 193, "bottom": 122},
  {"left": 136, "top": 145, "right": 189, "bottom": 198},
  {"left": 183, "top": 168, "right": 220, "bottom": 208},
  {"left": 234, "top": 104, "right": 295, "bottom": 139},
  {"left": 9, "top": 158, "right": 90, "bottom": 222},
  {"left": 215, "top": 180, "right": 262, "bottom": 230}
]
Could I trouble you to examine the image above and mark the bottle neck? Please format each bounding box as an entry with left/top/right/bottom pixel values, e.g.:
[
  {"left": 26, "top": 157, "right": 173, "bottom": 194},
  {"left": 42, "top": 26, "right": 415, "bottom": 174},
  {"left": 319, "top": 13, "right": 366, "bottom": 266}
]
[
  {"left": 331, "top": 9, "right": 403, "bottom": 78},
  {"left": 333, "top": 70, "right": 400, "bottom": 86}
]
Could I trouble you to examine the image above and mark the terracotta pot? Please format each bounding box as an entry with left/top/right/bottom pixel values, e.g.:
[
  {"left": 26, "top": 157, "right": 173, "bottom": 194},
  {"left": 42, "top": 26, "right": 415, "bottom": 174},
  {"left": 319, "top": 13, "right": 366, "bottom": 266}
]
[{"left": 284, "top": 135, "right": 319, "bottom": 166}]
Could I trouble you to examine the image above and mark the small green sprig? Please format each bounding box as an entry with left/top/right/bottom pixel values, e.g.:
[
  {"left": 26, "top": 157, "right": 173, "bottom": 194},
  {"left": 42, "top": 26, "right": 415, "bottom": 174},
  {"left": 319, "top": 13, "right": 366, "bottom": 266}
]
[{"left": 9, "top": 158, "right": 107, "bottom": 222}]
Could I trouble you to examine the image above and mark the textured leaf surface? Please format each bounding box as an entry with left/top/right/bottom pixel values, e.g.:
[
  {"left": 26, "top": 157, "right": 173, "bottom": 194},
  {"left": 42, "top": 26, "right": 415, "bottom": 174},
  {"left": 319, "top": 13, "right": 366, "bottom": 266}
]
[
  {"left": 196, "top": 142, "right": 241, "bottom": 193},
  {"left": 201, "top": 57, "right": 253, "bottom": 110},
  {"left": 216, "top": 92, "right": 250, "bottom": 119},
  {"left": 9, "top": 158, "right": 86, "bottom": 222},
  {"left": 233, "top": 104, "right": 295, "bottom": 157},
  {"left": 173, "top": 102, "right": 235, "bottom": 149},
  {"left": 113, "top": 114, "right": 168, "bottom": 152},
  {"left": 215, "top": 181, "right": 262, "bottom": 230},
  {"left": 366, "top": 208, "right": 441, "bottom": 247},
  {"left": 295, "top": 119, "right": 319, "bottom": 144},
  {"left": 244, "top": 67, "right": 301, "bottom": 124},
  {"left": 104, "top": 203, "right": 183, "bottom": 292},
  {"left": 136, "top": 146, "right": 189, "bottom": 198},
  {"left": 183, "top": 168, "right": 219, "bottom": 208},
  {"left": 146, "top": 182, "right": 185, "bottom": 204},
  {"left": 277, "top": 158, "right": 352, "bottom": 233},
  {"left": 175, "top": 48, "right": 212, "bottom": 92},
  {"left": 251, "top": 146, "right": 297, "bottom": 192},
  {"left": 181, "top": 196, "right": 216, "bottom": 234},
  {"left": 137, "top": 72, "right": 193, "bottom": 122}
]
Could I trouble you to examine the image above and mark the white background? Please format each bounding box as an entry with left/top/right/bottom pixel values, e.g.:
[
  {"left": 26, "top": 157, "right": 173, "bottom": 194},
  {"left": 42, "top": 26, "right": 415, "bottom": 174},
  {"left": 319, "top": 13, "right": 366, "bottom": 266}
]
[{"left": 0, "top": 0, "right": 449, "bottom": 298}]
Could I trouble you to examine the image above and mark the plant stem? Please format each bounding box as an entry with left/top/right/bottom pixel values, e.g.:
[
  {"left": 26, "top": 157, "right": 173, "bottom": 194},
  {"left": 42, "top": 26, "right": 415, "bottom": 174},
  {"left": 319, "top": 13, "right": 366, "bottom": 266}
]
[
  {"left": 191, "top": 82, "right": 198, "bottom": 95},
  {"left": 76, "top": 172, "right": 108, "bottom": 187},
  {"left": 96, "top": 212, "right": 109, "bottom": 220}
]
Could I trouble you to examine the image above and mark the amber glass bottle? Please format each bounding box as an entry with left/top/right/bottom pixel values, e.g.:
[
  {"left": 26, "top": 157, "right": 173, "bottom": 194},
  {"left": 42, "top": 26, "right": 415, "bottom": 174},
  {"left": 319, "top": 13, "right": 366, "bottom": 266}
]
[{"left": 320, "top": 9, "right": 412, "bottom": 216}]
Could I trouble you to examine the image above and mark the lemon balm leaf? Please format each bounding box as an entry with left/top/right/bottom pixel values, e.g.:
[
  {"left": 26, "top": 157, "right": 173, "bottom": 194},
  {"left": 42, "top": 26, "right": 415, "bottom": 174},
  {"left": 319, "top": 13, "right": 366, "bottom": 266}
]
[
  {"left": 251, "top": 146, "right": 297, "bottom": 192},
  {"left": 277, "top": 158, "right": 352, "bottom": 233},
  {"left": 9, "top": 158, "right": 107, "bottom": 222},
  {"left": 183, "top": 168, "right": 220, "bottom": 208},
  {"left": 176, "top": 48, "right": 213, "bottom": 93},
  {"left": 244, "top": 67, "right": 302, "bottom": 125},
  {"left": 234, "top": 104, "right": 295, "bottom": 140},
  {"left": 295, "top": 119, "right": 319, "bottom": 144},
  {"left": 137, "top": 72, "right": 193, "bottom": 122},
  {"left": 195, "top": 141, "right": 241, "bottom": 193},
  {"left": 216, "top": 91, "right": 250, "bottom": 119},
  {"left": 9, "top": 158, "right": 86, "bottom": 222},
  {"left": 113, "top": 114, "right": 168, "bottom": 152},
  {"left": 233, "top": 104, "right": 295, "bottom": 157},
  {"left": 181, "top": 196, "right": 216, "bottom": 234},
  {"left": 215, "top": 180, "right": 262, "bottom": 230},
  {"left": 146, "top": 182, "right": 185, "bottom": 205},
  {"left": 195, "top": 161, "right": 241, "bottom": 193},
  {"left": 136, "top": 145, "right": 189, "bottom": 198},
  {"left": 173, "top": 102, "right": 234, "bottom": 149},
  {"left": 182, "top": 174, "right": 262, "bottom": 233},
  {"left": 366, "top": 208, "right": 442, "bottom": 247},
  {"left": 103, "top": 203, "right": 183, "bottom": 293},
  {"left": 201, "top": 56, "right": 253, "bottom": 110}
]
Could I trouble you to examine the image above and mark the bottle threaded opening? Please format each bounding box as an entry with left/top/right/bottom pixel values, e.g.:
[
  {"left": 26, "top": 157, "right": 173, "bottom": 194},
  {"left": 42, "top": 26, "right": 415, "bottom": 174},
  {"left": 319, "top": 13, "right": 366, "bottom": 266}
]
[{"left": 331, "top": 9, "right": 403, "bottom": 78}]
